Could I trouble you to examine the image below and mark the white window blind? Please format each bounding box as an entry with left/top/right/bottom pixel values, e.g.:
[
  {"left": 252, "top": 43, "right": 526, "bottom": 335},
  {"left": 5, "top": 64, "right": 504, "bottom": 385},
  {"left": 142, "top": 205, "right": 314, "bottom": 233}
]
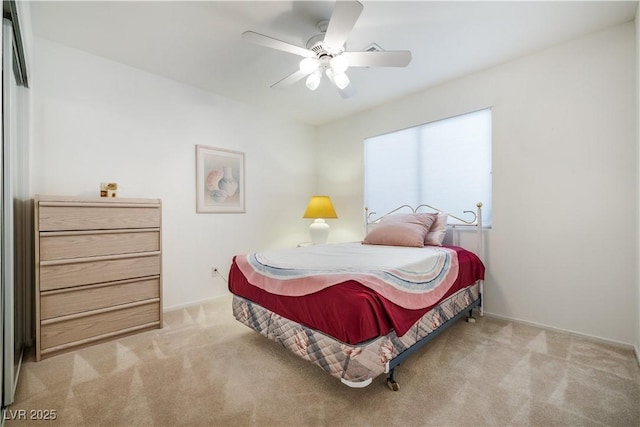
[{"left": 364, "top": 109, "right": 492, "bottom": 226}]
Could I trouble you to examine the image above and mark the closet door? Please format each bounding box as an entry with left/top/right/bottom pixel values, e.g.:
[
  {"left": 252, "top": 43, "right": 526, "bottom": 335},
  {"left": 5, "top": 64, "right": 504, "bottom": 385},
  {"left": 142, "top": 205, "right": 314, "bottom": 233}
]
[
  {"left": 1, "top": 0, "right": 30, "bottom": 409},
  {"left": 2, "top": 18, "right": 16, "bottom": 407},
  {"left": 2, "top": 10, "right": 28, "bottom": 407},
  {"left": 0, "top": 16, "right": 4, "bottom": 410}
]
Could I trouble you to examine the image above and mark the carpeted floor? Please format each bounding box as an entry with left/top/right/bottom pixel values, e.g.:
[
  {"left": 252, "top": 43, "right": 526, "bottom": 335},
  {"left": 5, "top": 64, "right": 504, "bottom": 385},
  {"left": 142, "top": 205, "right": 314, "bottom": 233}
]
[{"left": 5, "top": 296, "right": 640, "bottom": 426}]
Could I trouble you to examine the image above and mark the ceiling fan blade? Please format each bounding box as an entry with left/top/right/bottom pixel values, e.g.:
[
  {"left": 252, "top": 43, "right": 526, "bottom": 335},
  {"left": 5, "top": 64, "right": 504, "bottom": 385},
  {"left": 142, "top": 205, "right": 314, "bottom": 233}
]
[
  {"left": 270, "top": 70, "right": 309, "bottom": 89},
  {"left": 242, "top": 31, "right": 315, "bottom": 58},
  {"left": 323, "top": 0, "right": 364, "bottom": 52},
  {"left": 342, "top": 51, "right": 412, "bottom": 67}
]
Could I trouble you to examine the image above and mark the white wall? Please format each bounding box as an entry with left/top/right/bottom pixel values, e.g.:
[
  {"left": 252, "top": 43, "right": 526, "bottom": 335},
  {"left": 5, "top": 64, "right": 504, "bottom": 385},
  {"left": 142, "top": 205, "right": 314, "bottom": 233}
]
[
  {"left": 31, "top": 38, "right": 317, "bottom": 310},
  {"left": 317, "top": 23, "right": 637, "bottom": 346}
]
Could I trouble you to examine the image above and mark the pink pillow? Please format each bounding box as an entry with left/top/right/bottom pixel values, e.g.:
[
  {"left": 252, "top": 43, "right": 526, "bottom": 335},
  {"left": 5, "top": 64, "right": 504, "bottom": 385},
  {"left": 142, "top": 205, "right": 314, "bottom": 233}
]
[
  {"left": 380, "top": 213, "right": 437, "bottom": 228},
  {"left": 425, "top": 212, "right": 448, "bottom": 246},
  {"left": 363, "top": 213, "right": 437, "bottom": 247}
]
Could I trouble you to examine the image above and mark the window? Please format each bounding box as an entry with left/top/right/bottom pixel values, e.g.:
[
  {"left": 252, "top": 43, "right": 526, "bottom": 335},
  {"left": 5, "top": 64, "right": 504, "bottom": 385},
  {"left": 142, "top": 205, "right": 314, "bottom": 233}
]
[{"left": 364, "top": 109, "right": 492, "bottom": 226}]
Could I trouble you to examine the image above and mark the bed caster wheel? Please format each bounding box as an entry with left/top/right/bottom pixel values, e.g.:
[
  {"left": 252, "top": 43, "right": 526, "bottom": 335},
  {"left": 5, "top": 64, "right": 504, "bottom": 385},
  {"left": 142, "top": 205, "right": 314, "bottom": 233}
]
[{"left": 386, "top": 379, "right": 399, "bottom": 391}]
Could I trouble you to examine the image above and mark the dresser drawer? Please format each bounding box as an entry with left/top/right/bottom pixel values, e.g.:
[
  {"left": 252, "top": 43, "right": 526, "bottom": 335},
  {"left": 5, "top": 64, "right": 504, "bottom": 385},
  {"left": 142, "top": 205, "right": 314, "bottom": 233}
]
[
  {"left": 39, "top": 204, "right": 160, "bottom": 231},
  {"left": 40, "top": 301, "right": 160, "bottom": 351},
  {"left": 40, "top": 253, "right": 160, "bottom": 291},
  {"left": 41, "top": 277, "right": 160, "bottom": 320},
  {"left": 40, "top": 230, "right": 160, "bottom": 260}
]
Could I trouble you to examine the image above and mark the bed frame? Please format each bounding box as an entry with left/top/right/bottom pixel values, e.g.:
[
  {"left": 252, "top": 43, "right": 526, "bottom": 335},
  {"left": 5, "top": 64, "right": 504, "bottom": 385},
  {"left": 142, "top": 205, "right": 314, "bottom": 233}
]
[
  {"left": 365, "top": 202, "right": 484, "bottom": 389},
  {"left": 232, "top": 203, "right": 485, "bottom": 391}
]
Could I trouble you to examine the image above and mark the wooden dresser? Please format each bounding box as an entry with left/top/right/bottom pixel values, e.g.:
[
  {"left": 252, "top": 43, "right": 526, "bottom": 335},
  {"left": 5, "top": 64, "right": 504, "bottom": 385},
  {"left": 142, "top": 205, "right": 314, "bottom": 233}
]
[{"left": 34, "top": 196, "right": 163, "bottom": 360}]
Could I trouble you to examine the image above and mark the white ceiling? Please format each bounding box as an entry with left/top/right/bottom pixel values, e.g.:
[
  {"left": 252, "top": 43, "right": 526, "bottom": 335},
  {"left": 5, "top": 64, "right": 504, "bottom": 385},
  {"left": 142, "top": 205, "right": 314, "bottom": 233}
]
[{"left": 29, "top": 1, "right": 637, "bottom": 126}]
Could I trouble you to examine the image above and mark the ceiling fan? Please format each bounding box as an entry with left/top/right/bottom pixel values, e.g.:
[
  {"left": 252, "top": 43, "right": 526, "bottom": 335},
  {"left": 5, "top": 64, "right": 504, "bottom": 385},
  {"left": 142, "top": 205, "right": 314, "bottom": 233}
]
[{"left": 242, "top": 0, "right": 412, "bottom": 98}]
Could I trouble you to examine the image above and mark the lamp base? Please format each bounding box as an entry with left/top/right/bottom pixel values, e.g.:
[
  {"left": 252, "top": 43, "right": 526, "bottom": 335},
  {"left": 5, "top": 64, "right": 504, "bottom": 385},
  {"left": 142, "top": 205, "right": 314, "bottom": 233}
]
[{"left": 309, "top": 218, "right": 330, "bottom": 244}]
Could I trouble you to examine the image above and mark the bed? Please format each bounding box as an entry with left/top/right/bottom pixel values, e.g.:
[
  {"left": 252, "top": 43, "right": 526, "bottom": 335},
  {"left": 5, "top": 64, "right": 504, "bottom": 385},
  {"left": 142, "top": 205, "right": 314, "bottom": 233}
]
[{"left": 229, "top": 203, "right": 485, "bottom": 390}]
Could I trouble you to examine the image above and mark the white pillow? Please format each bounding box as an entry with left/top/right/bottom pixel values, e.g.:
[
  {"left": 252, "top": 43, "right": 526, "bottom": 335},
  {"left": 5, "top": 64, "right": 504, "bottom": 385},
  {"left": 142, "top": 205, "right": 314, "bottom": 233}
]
[{"left": 425, "top": 212, "right": 448, "bottom": 246}]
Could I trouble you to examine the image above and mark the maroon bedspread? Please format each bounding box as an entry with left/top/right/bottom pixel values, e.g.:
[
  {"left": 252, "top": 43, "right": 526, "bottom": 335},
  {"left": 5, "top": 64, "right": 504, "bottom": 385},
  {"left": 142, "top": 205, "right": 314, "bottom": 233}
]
[{"left": 228, "top": 245, "right": 484, "bottom": 345}]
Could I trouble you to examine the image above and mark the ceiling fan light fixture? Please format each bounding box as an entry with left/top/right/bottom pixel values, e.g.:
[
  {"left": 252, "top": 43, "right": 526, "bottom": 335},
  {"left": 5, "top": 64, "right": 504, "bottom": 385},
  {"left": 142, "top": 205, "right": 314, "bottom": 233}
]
[
  {"left": 305, "top": 70, "right": 322, "bottom": 90},
  {"left": 330, "top": 55, "right": 349, "bottom": 73},
  {"left": 299, "top": 57, "right": 320, "bottom": 74},
  {"left": 332, "top": 71, "right": 350, "bottom": 90}
]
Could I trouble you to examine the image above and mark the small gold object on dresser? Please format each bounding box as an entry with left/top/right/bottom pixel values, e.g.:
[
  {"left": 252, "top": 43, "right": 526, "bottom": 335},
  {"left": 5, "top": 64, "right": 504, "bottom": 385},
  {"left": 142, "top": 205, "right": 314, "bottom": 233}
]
[
  {"left": 100, "top": 182, "right": 118, "bottom": 198},
  {"left": 34, "top": 195, "right": 163, "bottom": 361}
]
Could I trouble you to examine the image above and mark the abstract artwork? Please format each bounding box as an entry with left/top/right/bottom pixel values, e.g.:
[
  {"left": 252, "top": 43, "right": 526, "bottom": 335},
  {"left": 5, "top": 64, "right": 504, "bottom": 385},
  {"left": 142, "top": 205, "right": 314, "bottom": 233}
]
[{"left": 196, "top": 145, "right": 245, "bottom": 213}]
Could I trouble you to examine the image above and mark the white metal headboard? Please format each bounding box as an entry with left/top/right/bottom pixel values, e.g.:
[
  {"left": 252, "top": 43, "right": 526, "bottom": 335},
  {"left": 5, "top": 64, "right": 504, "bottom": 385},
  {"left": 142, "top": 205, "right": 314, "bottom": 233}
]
[{"left": 365, "top": 202, "right": 484, "bottom": 261}]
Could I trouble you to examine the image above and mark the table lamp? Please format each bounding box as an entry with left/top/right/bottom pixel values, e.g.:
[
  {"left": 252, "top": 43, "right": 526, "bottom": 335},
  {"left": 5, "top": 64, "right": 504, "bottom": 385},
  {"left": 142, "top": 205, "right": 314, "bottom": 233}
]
[{"left": 303, "top": 195, "right": 338, "bottom": 244}]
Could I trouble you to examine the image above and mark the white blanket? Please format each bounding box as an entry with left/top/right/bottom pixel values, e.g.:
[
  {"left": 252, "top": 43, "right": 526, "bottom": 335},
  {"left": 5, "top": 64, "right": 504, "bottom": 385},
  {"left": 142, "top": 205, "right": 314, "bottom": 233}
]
[{"left": 235, "top": 242, "right": 460, "bottom": 309}]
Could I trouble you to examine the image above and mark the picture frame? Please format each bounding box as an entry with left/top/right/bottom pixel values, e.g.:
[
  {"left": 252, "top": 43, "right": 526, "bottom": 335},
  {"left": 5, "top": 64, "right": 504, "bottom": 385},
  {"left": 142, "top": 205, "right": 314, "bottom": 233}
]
[{"left": 196, "top": 145, "right": 245, "bottom": 213}]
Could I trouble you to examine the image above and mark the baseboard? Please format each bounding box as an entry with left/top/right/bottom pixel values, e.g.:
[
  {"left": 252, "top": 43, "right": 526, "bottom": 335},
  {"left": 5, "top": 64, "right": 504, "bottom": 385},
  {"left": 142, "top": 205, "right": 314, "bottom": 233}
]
[
  {"left": 483, "top": 311, "right": 637, "bottom": 351},
  {"left": 163, "top": 293, "right": 231, "bottom": 313}
]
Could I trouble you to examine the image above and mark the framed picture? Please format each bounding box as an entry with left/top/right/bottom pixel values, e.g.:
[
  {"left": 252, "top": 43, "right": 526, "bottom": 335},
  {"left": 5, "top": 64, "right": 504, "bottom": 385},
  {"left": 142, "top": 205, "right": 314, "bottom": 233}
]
[{"left": 196, "top": 145, "right": 245, "bottom": 213}]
